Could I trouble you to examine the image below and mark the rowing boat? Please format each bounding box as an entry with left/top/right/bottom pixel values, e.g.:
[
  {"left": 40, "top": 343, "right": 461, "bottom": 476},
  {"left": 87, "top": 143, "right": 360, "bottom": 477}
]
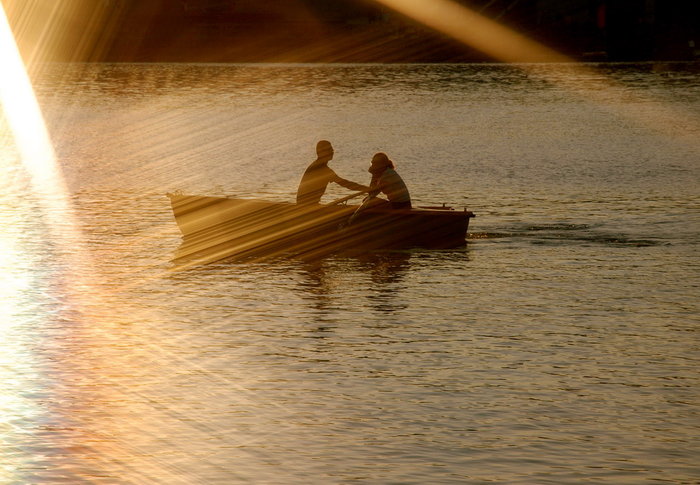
[{"left": 168, "top": 193, "right": 475, "bottom": 262}]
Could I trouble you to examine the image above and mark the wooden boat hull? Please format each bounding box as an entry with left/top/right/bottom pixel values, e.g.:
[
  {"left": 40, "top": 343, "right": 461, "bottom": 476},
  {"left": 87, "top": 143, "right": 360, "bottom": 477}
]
[{"left": 168, "top": 194, "right": 474, "bottom": 263}]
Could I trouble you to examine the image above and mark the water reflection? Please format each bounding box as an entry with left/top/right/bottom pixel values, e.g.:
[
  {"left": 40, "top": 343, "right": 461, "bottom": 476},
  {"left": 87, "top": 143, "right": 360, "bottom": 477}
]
[
  {"left": 0, "top": 195, "right": 85, "bottom": 483},
  {"left": 359, "top": 252, "right": 412, "bottom": 313},
  {"left": 171, "top": 250, "right": 417, "bottom": 318},
  {"left": 297, "top": 251, "right": 413, "bottom": 316},
  {"left": 38, "top": 62, "right": 700, "bottom": 105},
  {"left": 6, "top": 61, "right": 696, "bottom": 483}
]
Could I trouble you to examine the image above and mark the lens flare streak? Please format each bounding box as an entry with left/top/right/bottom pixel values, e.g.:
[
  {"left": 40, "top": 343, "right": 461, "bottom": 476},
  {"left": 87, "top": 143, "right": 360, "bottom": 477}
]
[{"left": 372, "top": 0, "right": 700, "bottom": 142}]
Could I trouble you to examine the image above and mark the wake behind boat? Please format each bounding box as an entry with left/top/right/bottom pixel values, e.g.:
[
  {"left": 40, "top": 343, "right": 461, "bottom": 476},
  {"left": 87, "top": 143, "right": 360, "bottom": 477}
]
[{"left": 168, "top": 193, "right": 475, "bottom": 263}]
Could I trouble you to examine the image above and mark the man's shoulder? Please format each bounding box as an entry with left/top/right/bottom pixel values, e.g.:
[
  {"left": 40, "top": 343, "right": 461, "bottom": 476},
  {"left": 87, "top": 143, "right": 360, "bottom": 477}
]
[
  {"left": 305, "top": 160, "right": 331, "bottom": 171},
  {"left": 314, "top": 164, "right": 336, "bottom": 177}
]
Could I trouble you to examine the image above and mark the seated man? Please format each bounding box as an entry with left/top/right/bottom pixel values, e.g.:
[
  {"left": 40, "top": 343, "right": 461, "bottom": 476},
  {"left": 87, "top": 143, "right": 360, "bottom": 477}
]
[{"left": 296, "top": 140, "right": 369, "bottom": 204}]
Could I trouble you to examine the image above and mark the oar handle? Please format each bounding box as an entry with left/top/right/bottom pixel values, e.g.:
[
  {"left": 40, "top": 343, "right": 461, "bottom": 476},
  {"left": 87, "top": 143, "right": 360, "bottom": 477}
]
[{"left": 328, "top": 191, "right": 366, "bottom": 205}]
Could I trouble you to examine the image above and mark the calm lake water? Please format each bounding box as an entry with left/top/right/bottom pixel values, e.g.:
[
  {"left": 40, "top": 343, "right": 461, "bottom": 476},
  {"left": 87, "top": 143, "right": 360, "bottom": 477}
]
[{"left": 1, "top": 62, "right": 699, "bottom": 483}]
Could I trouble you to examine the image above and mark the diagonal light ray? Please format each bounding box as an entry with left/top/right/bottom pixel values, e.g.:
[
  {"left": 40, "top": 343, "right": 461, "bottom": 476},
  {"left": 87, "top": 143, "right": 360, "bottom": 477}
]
[
  {"left": 0, "top": 3, "right": 61, "bottom": 191},
  {"left": 1, "top": 8, "right": 319, "bottom": 471},
  {"left": 2, "top": 1, "right": 698, "bottom": 482},
  {"left": 374, "top": 0, "right": 570, "bottom": 63},
  {"left": 372, "top": 0, "right": 700, "bottom": 144}
]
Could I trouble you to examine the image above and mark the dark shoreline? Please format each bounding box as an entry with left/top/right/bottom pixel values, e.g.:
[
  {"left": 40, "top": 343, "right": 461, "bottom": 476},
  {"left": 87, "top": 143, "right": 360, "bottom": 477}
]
[{"left": 6, "top": 0, "right": 699, "bottom": 64}]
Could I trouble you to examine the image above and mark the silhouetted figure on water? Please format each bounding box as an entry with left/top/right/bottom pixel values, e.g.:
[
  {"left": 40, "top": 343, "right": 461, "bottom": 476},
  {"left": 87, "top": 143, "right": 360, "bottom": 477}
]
[
  {"left": 366, "top": 152, "right": 411, "bottom": 209},
  {"left": 296, "top": 140, "right": 369, "bottom": 205}
]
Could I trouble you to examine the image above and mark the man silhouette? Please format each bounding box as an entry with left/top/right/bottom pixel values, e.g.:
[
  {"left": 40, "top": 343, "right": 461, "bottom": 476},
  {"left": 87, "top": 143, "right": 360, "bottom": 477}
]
[{"left": 296, "top": 140, "right": 368, "bottom": 204}]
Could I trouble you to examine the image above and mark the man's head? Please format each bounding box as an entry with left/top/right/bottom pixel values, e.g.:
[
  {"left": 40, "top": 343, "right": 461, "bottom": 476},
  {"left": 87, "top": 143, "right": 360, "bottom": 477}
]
[{"left": 316, "top": 140, "right": 334, "bottom": 160}]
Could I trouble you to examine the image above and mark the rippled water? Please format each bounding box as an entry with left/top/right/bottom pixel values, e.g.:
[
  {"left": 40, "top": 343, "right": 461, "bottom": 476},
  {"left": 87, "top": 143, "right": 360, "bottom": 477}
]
[{"left": 1, "top": 63, "right": 699, "bottom": 483}]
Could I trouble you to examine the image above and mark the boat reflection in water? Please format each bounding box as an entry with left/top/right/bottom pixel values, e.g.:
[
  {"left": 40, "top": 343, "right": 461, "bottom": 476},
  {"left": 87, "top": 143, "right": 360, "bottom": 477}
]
[
  {"left": 169, "top": 193, "right": 475, "bottom": 267},
  {"left": 297, "top": 251, "right": 415, "bottom": 317}
]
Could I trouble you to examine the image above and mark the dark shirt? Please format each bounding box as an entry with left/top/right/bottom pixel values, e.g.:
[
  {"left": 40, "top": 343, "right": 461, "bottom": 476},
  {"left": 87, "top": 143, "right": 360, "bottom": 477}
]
[
  {"left": 296, "top": 162, "right": 367, "bottom": 204},
  {"left": 369, "top": 168, "right": 411, "bottom": 208}
]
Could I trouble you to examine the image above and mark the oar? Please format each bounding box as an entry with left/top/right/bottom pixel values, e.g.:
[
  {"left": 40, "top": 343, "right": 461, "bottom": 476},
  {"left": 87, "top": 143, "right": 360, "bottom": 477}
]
[
  {"left": 344, "top": 195, "right": 385, "bottom": 228},
  {"left": 328, "top": 191, "right": 366, "bottom": 206}
]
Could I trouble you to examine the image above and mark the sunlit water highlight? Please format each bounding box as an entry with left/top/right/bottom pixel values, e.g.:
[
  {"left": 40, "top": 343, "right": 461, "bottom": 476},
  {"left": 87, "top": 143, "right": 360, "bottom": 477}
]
[{"left": 1, "top": 63, "right": 699, "bottom": 483}]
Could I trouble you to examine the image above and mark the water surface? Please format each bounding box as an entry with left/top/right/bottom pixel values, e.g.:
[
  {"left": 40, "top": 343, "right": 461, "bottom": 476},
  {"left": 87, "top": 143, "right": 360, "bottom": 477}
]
[{"left": 1, "top": 62, "right": 699, "bottom": 483}]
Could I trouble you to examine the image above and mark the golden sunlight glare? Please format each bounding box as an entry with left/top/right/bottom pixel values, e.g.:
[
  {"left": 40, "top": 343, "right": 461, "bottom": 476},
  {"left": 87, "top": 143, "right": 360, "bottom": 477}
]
[
  {"left": 0, "top": 2, "right": 62, "bottom": 190},
  {"left": 373, "top": 0, "right": 570, "bottom": 63},
  {"left": 372, "top": 0, "right": 700, "bottom": 141},
  {"left": 1, "top": 2, "right": 94, "bottom": 308}
]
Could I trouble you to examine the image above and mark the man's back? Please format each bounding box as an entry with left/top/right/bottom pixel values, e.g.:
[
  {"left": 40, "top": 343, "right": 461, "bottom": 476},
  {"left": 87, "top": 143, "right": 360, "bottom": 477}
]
[{"left": 296, "top": 163, "right": 336, "bottom": 204}]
